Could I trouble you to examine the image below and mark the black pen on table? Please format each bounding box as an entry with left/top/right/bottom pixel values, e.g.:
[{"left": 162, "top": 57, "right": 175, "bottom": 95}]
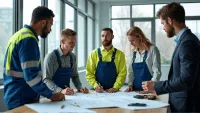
[{"left": 128, "top": 103, "right": 147, "bottom": 107}]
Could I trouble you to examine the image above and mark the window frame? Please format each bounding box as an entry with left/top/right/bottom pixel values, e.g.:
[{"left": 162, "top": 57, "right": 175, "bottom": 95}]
[
  {"left": 62, "top": 0, "right": 96, "bottom": 70},
  {"left": 110, "top": 2, "right": 200, "bottom": 66},
  {"left": 0, "top": 0, "right": 15, "bottom": 84},
  {"left": 0, "top": 0, "right": 96, "bottom": 84}
]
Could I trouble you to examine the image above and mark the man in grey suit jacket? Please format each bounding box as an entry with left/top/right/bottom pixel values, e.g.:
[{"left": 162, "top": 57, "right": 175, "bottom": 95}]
[{"left": 142, "top": 2, "right": 200, "bottom": 112}]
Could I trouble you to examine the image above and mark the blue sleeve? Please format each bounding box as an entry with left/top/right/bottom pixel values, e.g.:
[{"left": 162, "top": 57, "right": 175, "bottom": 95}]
[{"left": 18, "top": 37, "right": 52, "bottom": 98}]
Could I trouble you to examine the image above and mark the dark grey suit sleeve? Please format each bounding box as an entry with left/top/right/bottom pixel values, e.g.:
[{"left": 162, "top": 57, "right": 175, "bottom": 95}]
[{"left": 155, "top": 41, "right": 200, "bottom": 95}]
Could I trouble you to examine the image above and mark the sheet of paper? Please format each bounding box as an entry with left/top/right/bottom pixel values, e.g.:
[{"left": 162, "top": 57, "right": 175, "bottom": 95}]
[
  {"left": 66, "top": 95, "right": 118, "bottom": 108},
  {"left": 70, "top": 91, "right": 153, "bottom": 99},
  {"left": 66, "top": 91, "right": 168, "bottom": 110},
  {"left": 104, "top": 96, "right": 169, "bottom": 110},
  {"left": 71, "top": 91, "right": 138, "bottom": 98},
  {"left": 26, "top": 101, "right": 96, "bottom": 113},
  {"left": 26, "top": 91, "right": 168, "bottom": 111}
]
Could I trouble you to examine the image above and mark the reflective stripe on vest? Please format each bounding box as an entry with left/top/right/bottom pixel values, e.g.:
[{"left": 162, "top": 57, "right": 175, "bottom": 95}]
[
  {"left": 5, "top": 28, "right": 39, "bottom": 70},
  {"left": 4, "top": 68, "right": 24, "bottom": 78},
  {"left": 26, "top": 71, "right": 42, "bottom": 87},
  {"left": 21, "top": 61, "right": 40, "bottom": 70}
]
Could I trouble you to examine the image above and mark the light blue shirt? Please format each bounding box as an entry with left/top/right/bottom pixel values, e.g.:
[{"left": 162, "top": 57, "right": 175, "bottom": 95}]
[{"left": 174, "top": 27, "right": 188, "bottom": 44}]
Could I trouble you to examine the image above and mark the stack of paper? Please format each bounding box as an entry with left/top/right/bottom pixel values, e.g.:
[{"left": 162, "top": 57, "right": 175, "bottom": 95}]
[
  {"left": 26, "top": 101, "right": 96, "bottom": 113},
  {"left": 26, "top": 91, "right": 169, "bottom": 112}
]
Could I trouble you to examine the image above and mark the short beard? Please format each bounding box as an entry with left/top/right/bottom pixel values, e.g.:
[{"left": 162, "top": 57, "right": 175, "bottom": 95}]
[
  {"left": 41, "top": 25, "right": 49, "bottom": 38},
  {"left": 102, "top": 40, "right": 112, "bottom": 46},
  {"left": 166, "top": 23, "right": 175, "bottom": 38}
]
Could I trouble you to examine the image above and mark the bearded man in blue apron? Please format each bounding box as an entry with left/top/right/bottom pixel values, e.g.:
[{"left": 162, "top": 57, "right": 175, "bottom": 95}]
[
  {"left": 43, "top": 29, "right": 89, "bottom": 95},
  {"left": 86, "top": 28, "right": 127, "bottom": 93}
]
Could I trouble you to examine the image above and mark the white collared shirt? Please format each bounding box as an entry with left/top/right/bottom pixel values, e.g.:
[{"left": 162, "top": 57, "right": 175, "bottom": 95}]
[{"left": 128, "top": 45, "right": 162, "bottom": 86}]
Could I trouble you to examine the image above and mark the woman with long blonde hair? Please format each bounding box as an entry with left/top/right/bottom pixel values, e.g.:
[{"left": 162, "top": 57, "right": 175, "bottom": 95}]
[{"left": 125, "top": 26, "right": 161, "bottom": 92}]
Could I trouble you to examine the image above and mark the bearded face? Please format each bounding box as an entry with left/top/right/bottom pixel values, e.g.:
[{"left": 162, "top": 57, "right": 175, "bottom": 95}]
[
  {"left": 101, "top": 31, "right": 113, "bottom": 47},
  {"left": 40, "top": 17, "right": 53, "bottom": 38},
  {"left": 102, "top": 39, "right": 112, "bottom": 46},
  {"left": 161, "top": 18, "right": 175, "bottom": 38},
  {"left": 166, "top": 24, "right": 175, "bottom": 38},
  {"left": 41, "top": 24, "right": 50, "bottom": 38}
]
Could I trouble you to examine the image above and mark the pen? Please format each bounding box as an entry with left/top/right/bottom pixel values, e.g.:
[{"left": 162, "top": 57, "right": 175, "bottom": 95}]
[
  {"left": 128, "top": 103, "right": 147, "bottom": 107},
  {"left": 70, "top": 103, "right": 80, "bottom": 107}
]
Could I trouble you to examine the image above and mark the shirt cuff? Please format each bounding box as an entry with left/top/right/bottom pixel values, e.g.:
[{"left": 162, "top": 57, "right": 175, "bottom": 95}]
[
  {"left": 113, "top": 85, "right": 120, "bottom": 90},
  {"left": 151, "top": 77, "right": 158, "bottom": 82},
  {"left": 128, "top": 81, "right": 133, "bottom": 86},
  {"left": 54, "top": 87, "right": 63, "bottom": 93},
  {"left": 93, "top": 83, "right": 99, "bottom": 89},
  {"left": 154, "top": 82, "right": 162, "bottom": 95}
]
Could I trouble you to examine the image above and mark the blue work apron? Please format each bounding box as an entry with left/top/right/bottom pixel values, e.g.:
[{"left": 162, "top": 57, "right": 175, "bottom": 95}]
[
  {"left": 52, "top": 50, "right": 73, "bottom": 89},
  {"left": 95, "top": 48, "right": 118, "bottom": 90},
  {"left": 132, "top": 51, "right": 152, "bottom": 91}
]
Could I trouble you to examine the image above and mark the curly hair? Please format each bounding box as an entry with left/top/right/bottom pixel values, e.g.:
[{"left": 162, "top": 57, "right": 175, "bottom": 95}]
[{"left": 31, "top": 6, "right": 54, "bottom": 23}]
